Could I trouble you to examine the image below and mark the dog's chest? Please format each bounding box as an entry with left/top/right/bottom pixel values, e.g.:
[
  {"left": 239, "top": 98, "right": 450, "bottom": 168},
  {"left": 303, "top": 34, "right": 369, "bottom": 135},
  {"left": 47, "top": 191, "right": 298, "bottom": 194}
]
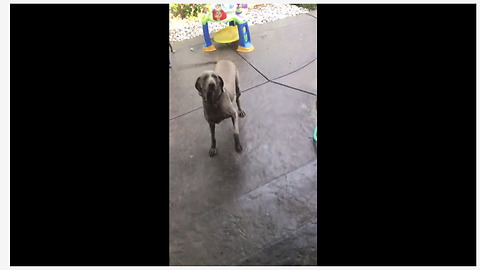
[{"left": 204, "top": 105, "right": 233, "bottom": 124}]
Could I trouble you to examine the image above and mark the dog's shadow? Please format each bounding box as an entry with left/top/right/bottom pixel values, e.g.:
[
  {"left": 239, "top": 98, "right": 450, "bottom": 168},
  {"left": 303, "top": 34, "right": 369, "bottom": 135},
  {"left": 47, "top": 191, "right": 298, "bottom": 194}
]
[{"left": 202, "top": 121, "right": 249, "bottom": 200}]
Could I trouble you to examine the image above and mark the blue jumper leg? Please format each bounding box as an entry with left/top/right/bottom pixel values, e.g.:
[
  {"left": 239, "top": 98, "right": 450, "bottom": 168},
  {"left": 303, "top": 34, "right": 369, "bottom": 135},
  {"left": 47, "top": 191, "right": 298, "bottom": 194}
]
[
  {"left": 202, "top": 22, "right": 216, "bottom": 51},
  {"left": 236, "top": 21, "right": 253, "bottom": 52}
]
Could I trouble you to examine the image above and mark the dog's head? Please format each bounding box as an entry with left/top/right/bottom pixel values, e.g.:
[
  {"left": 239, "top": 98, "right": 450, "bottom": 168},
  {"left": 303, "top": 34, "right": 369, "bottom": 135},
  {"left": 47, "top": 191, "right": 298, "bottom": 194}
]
[{"left": 195, "top": 71, "right": 225, "bottom": 104}]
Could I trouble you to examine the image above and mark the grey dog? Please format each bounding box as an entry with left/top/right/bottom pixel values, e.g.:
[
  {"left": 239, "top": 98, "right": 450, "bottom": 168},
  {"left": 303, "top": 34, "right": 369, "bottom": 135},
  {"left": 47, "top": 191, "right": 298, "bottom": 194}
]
[{"left": 195, "top": 60, "right": 246, "bottom": 157}]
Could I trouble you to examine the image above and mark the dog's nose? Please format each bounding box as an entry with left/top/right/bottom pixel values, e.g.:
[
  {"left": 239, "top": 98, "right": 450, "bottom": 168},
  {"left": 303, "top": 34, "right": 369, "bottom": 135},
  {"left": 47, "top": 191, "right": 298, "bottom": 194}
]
[{"left": 208, "top": 82, "right": 215, "bottom": 90}]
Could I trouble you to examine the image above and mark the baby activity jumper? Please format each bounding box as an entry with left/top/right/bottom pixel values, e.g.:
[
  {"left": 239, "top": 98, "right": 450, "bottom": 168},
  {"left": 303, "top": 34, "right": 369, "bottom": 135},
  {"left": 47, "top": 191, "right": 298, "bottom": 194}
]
[{"left": 200, "top": 4, "right": 254, "bottom": 52}]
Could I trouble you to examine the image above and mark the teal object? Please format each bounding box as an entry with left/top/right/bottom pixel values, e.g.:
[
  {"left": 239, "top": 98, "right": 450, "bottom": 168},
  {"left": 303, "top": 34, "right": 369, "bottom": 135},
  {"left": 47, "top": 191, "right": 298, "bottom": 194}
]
[{"left": 313, "top": 126, "right": 317, "bottom": 142}]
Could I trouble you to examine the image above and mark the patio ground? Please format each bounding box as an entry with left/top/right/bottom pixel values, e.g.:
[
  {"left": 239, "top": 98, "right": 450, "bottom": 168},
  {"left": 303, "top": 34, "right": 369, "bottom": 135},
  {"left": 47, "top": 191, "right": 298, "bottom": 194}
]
[{"left": 169, "top": 10, "right": 317, "bottom": 266}]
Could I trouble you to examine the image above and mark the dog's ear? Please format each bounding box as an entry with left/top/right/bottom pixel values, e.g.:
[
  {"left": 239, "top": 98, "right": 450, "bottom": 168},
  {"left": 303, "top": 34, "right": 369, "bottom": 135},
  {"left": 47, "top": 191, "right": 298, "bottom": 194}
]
[
  {"left": 217, "top": 75, "right": 225, "bottom": 92},
  {"left": 195, "top": 76, "right": 203, "bottom": 96}
]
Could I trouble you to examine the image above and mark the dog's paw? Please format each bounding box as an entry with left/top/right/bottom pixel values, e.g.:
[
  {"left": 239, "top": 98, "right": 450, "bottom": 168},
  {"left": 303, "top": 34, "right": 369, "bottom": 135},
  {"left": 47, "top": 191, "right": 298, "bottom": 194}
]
[
  {"left": 235, "top": 143, "right": 243, "bottom": 153},
  {"left": 238, "top": 110, "right": 246, "bottom": 118},
  {"left": 209, "top": 148, "right": 217, "bottom": 157}
]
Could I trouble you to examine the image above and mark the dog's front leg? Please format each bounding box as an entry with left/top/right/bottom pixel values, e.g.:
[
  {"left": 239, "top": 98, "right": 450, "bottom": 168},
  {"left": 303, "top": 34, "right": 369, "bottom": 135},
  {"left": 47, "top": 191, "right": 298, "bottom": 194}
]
[
  {"left": 235, "top": 76, "right": 246, "bottom": 118},
  {"left": 209, "top": 122, "right": 217, "bottom": 157},
  {"left": 236, "top": 96, "right": 246, "bottom": 118},
  {"left": 231, "top": 113, "right": 243, "bottom": 153}
]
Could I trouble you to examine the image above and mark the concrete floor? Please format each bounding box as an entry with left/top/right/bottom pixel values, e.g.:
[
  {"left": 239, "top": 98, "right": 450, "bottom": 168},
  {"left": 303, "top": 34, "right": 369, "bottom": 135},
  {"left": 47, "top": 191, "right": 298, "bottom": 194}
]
[{"left": 169, "top": 10, "right": 317, "bottom": 266}]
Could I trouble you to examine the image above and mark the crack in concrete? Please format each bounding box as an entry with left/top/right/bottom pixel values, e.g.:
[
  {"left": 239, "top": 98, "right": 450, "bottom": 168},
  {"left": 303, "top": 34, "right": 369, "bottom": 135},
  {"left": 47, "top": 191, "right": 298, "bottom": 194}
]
[
  {"left": 169, "top": 81, "right": 270, "bottom": 121},
  {"left": 228, "top": 43, "right": 270, "bottom": 81},
  {"left": 242, "top": 158, "right": 317, "bottom": 197},
  {"left": 239, "top": 80, "right": 269, "bottom": 93},
  {"left": 170, "top": 30, "right": 316, "bottom": 120},
  {"left": 271, "top": 57, "right": 317, "bottom": 81},
  {"left": 169, "top": 106, "right": 203, "bottom": 121},
  {"left": 229, "top": 42, "right": 317, "bottom": 97},
  {"left": 169, "top": 78, "right": 315, "bottom": 121},
  {"left": 271, "top": 81, "right": 317, "bottom": 97}
]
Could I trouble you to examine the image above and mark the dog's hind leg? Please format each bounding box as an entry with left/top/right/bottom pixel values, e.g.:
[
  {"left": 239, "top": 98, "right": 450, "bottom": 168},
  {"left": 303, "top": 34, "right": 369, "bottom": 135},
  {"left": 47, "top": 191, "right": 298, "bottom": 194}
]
[
  {"left": 209, "top": 122, "right": 217, "bottom": 157},
  {"left": 235, "top": 69, "right": 246, "bottom": 118}
]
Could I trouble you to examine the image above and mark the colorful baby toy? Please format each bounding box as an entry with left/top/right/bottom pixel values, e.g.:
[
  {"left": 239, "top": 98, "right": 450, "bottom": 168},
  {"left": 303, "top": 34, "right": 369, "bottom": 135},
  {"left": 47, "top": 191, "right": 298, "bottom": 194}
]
[{"left": 200, "top": 4, "right": 254, "bottom": 52}]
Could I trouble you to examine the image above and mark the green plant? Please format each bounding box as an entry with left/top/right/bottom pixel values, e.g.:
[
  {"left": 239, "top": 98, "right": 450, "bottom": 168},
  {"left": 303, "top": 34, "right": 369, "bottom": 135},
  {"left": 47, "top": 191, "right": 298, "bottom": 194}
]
[
  {"left": 170, "top": 4, "right": 203, "bottom": 19},
  {"left": 292, "top": 4, "right": 317, "bottom": 10}
]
